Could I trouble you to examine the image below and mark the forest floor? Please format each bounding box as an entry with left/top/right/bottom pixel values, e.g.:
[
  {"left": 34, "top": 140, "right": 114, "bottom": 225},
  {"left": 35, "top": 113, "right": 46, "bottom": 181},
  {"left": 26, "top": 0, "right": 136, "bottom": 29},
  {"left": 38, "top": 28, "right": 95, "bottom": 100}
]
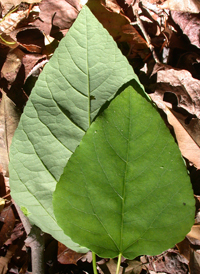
[{"left": 0, "top": 0, "right": 200, "bottom": 273}]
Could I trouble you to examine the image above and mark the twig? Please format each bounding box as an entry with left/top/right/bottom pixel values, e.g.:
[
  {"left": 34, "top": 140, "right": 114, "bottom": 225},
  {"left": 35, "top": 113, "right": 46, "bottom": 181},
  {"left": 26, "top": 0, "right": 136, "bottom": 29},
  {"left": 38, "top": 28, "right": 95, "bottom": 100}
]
[
  {"left": 12, "top": 200, "right": 45, "bottom": 274},
  {"left": 26, "top": 225, "right": 45, "bottom": 274},
  {"left": 131, "top": 4, "right": 160, "bottom": 63}
]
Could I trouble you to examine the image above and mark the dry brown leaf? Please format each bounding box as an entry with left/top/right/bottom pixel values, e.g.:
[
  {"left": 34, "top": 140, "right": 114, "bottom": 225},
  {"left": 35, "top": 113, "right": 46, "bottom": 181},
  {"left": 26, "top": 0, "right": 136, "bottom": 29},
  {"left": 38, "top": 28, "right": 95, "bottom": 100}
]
[
  {"left": 0, "top": 244, "right": 18, "bottom": 274},
  {"left": 87, "top": 0, "right": 147, "bottom": 46},
  {"left": 0, "top": 8, "right": 36, "bottom": 36},
  {"left": 105, "top": 0, "right": 121, "bottom": 13},
  {"left": 0, "top": 0, "right": 41, "bottom": 7},
  {"left": 1, "top": 48, "right": 24, "bottom": 83},
  {"left": 171, "top": 11, "right": 200, "bottom": 49},
  {"left": 148, "top": 250, "right": 189, "bottom": 274},
  {"left": 176, "top": 237, "right": 191, "bottom": 261},
  {"left": 22, "top": 54, "right": 46, "bottom": 80},
  {"left": 165, "top": 108, "right": 200, "bottom": 169},
  {"left": 187, "top": 225, "right": 200, "bottom": 241},
  {"left": 0, "top": 206, "right": 16, "bottom": 246},
  {"left": 33, "top": 0, "right": 80, "bottom": 36},
  {"left": 150, "top": 65, "right": 200, "bottom": 119},
  {"left": 189, "top": 248, "right": 200, "bottom": 274},
  {"left": 158, "top": 0, "right": 200, "bottom": 13},
  {"left": 124, "top": 260, "right": 143, "bottom": 274},
  {"left": 0, "top": 93, "right": 21, "bottom": 176},
  {"left": 57, "top": 243, "right": 84, "bottom": 265}
]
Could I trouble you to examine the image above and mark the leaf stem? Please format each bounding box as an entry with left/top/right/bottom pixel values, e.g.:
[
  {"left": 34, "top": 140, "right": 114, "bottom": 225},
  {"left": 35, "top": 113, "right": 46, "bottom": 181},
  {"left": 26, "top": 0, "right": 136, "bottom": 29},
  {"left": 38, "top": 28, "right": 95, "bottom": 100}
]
[
  {"left": 116, "top": 253, "right": 122, "bottom": 274},
  {"left": 92, "top": 251, "right": 98, "bottom": 274}
]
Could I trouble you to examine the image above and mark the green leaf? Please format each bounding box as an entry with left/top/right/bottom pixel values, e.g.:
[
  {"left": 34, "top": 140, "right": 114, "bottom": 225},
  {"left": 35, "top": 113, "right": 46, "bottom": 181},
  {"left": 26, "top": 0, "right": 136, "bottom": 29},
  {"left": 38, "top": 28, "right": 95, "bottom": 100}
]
[
  {"left": 9, "top": 6, "right": 138, "bottom": 251},
  {"left": 53, "top": 83, "right": 195, "bottom": 259}
]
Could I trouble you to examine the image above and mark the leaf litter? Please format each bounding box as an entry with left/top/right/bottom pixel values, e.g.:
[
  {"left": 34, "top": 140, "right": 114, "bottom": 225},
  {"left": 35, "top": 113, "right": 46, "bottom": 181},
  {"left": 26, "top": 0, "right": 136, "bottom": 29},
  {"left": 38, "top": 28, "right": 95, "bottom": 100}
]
[{"left": 0, "top": 0, "right": 200, "bottom": 273}]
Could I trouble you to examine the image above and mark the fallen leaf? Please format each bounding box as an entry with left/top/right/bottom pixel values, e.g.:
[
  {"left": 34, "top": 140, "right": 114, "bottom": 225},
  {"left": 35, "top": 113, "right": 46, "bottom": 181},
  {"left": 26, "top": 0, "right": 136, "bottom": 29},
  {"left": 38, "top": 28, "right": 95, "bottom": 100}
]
[
  {"left": 150, "top": 64, "right": 200, "bottom": 119},
  {"left": 158, "top": 0, "right": 200, "bottom": 13},
  {"left": 187, "top": 225, "right": 200, "bottom": 241},
  {"left": 124, "top": 260, "right": 144, "bottom": 274},
  {"left": 0, "top": 7, "right": 33, "bottom": 36},
  {"left": 33, "top": 0, "right": 80, "bottom": 36},
  {"left": 15, "top": 28, "right": 44, "bottom": 53},
  {"left": 1, "top": 48, "right": 24, "bottom": 84},
  {"left": 148, "top": 250, "right": 189, "bottom": 274},
  {"left": 87, "top": 0, "right": 147, "bottom": 45},
  {"left": 0, "top": 0, "right": 41, "bottom": 8},
  {"left": 22, "top": 54, "right": 47, "bottom": 81},
  {"left": 0, "top": 48, "right": 28, "bottom": 109},
  {"left": 171, "top": 11, "right": 200, "bottom": 49},
  {"left": 0, "top": 206, "right": 16, "bottom": 246},
  {"left": 0, "top": 246, "right": 16, "bottom": 274},
  {"left": 177, "top": 237, "right": 191, "bottom": 261},
  {"left": 104, "top": 259, "right": 123, "bottom": 274},
  {"left": 189, "top": 248, "right": 200, "bottom": 274},
  {"left": 0, "top": 93, "right": 21, "bottom": 176},
  {"left": 57, "top": 243, "right": 84, "bottom": 265},
  {"left": 165, "top": 108, "right": 200, "bottom": 169},
  {"left": 104, "top": 0, "right": 121, "bottom": 13}
]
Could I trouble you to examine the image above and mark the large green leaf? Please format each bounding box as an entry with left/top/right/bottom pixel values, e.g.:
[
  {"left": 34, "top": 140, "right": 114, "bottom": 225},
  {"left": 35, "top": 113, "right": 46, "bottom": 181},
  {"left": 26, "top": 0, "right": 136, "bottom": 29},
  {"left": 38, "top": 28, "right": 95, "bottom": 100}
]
[
  {"left": 53, "top": 83, "right": 195, "bottom": 259},
  {"left": 9, "top": 6, "right": 137, "bottom": 251}
]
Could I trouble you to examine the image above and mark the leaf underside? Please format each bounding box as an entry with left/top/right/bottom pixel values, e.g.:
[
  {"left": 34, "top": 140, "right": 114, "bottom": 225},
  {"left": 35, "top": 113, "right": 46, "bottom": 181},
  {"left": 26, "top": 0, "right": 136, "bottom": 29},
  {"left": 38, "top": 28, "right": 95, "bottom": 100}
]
[
  {"left": 9, "top": 6, "right": 138, "bottom": 251},
  {"left": 53, "top": 84, "right": 195, "bottom": 259}
]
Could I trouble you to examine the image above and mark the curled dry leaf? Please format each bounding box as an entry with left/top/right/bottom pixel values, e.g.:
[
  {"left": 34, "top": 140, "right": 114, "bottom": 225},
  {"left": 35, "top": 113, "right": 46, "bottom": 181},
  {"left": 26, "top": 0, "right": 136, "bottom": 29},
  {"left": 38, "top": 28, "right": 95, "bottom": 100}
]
[
  {"left": 0, "top": 48, "right": 28, "bottom": 109},
  {"left": 1, "top": 48, "right": 25, "bottom": 83},
  {"left": 158, "top": 0, "right": 200, "bottom": 13},
  {"left": 0, "top": 8, "right": 33, "bottom": 36},
  {"left": 33, "top": 0, "right": 80, "bottom": 36},
  {"left": 171, "top": 11, "right": 200, "bottom": 49},
  {"left": 150, "top": 65, "right": 200, "bottom": 119}
]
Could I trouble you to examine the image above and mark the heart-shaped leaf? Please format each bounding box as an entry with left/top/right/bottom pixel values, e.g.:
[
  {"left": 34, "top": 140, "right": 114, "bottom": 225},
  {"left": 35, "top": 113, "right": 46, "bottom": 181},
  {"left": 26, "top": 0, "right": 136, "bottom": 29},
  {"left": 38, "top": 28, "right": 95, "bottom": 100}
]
[
  {"left": 53, "top": 83, "right": 195, "bottom": 259},
  {"left": 9, "top": 6, "right": 137, "bottom": 251}
]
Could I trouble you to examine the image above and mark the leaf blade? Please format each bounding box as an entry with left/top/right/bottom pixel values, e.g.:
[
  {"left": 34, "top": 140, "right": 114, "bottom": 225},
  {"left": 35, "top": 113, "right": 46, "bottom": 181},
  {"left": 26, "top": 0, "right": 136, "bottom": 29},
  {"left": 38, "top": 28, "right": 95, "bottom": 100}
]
[
  {"left": 53, "top": 83, "right": 195, "bottom": 258},
  {"left": 9, "top": 5, "right": 137, "bottom": 250}
]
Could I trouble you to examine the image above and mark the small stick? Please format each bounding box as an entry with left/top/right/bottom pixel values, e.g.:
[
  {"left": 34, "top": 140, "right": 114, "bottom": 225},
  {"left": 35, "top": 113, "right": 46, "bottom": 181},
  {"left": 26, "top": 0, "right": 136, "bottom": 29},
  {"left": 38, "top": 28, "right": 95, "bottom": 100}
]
[
  {"left": 12, "top": 200, "right": 45, "bottom": 274},
  {"left": 131, "top": 6, "right": 160, "bottom": 63}
]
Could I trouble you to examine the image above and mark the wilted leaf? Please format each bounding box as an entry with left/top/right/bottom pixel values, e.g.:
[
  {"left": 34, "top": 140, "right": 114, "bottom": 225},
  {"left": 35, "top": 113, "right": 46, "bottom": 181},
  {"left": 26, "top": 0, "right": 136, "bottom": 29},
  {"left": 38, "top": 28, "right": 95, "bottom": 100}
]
[
  {"left": 9, "top": 6, "right": 137, "bottom": 251},
  {"left": 53, "top": 84, "right": 195, "bottom": 259}
]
